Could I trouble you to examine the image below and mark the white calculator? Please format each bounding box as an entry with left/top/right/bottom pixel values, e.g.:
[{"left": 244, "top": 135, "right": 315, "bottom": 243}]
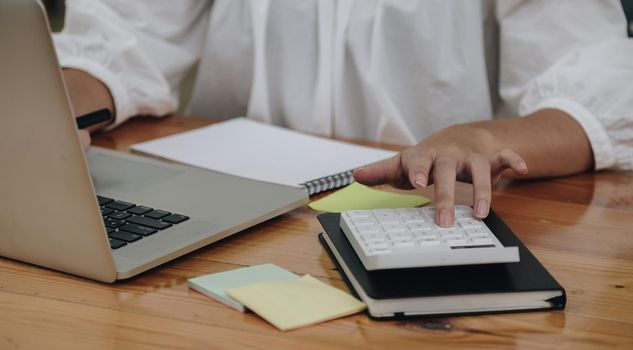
[{"left": 339, "top": 205, "right": 519, "bottom": 270}]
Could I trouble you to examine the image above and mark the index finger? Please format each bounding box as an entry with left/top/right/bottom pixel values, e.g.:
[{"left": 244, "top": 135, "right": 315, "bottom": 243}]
[{"left": 432, "top": 158, "right": 457, "bottom": 227}]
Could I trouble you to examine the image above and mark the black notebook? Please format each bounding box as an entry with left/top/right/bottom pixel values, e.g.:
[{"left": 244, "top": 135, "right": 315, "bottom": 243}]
[{"left": 317, "top": 211, "right": 566, "bottom": 319}]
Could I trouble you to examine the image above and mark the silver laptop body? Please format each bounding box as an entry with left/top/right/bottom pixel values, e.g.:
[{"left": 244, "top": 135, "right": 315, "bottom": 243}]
[{"left": 0, "top": 0, "right": 308, "bottom": 282}]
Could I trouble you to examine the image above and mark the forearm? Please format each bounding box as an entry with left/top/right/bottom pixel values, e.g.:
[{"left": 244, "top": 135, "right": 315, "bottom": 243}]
[
  {"left": 471, "top": 109, "right": 594, "bottom": 178},
  {"left": 63, "top": 68, "right": 114, "bottom": 131}
]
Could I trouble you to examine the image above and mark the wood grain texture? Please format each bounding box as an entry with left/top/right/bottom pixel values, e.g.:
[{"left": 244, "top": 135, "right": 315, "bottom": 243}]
[{"left": 2, "top": 115, "right": 632, "bottom": 349}]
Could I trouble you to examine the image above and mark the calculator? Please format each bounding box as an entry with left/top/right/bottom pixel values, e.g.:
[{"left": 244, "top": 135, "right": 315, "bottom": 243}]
[{"left": 339, "top": 205, "right": 519, "bottom": 270}]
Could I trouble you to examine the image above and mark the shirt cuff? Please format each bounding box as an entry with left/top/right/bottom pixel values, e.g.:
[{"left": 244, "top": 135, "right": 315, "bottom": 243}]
[
  {"left": 59, "top": 57, "right": 134, "bottom": 129},
  {"left": 518, "top": 97, "right": 616, "bottom": 171}
]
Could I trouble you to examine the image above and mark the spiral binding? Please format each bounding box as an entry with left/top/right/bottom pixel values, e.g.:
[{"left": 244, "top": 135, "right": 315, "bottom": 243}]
[{"left": 302, "top": 169, "right": 355, "bottom": 196}]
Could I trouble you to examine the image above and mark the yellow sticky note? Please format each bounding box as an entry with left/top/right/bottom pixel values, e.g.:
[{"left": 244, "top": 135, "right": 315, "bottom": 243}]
[
  {"left": 308, "top": 182, "right": 430, "bottom": 212},
  {"left": 226, "top": 275, "right": 366, "bottom": 331}
]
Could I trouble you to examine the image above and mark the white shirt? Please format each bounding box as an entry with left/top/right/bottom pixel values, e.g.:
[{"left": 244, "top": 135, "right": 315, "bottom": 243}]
[{"left": 54, "top": 0, "right": 633, "bottom": 171}]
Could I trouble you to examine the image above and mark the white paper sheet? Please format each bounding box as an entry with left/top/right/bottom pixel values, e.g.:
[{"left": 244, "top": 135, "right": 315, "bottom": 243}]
[{"left": 132, "top": 118, "right": 396, "bottom": 188}]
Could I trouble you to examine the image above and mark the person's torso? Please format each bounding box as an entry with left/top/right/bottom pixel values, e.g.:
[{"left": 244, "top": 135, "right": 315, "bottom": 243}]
[{"left": 189, "top": 0, "right": 497, "bottom": 145}]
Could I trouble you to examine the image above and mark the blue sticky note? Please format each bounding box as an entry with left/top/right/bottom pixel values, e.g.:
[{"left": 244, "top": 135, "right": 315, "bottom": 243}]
[{"left": 188, "top": 264, "right": 299, "bottom": 312}]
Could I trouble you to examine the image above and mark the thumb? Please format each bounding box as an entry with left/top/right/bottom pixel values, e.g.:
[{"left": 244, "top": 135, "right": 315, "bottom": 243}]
[{"left": 353, "top": 154, "right": 412, "bottom": 189}]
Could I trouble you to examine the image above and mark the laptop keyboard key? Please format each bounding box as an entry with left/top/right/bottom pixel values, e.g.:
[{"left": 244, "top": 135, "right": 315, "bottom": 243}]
[
  {"left": 106, "top": 200, "right": 135, "bottom": 211},
  {"left": 104, "top": 219, "right": 125, "bottom": 228},
  {"left": 97, "top": 196, "right": 114, "bottom": 206},
  {"left": 108, "top": 211, "right": 131, "bottom": 221},
  {"left": 98, "top": 197, "right": 190, "bottom": 248},
  {"left": 109, "top": 230, "right": 142, "bottom": 242},
  {"left": 119, "top": 223, "right": 157, "bottom": 236},
  {"left": 109, "top": 237, "right": 127, "bottom": 249},
  {"left": 145, "top": 210, "right": 170, "bottom": 219},
  {"left": 127, "top": 215, "right": 172, "bottom": 230},
  {"left": 127, "top": 206, "right": 152, "bottom": 215},
  {"left": 162, "top": 214, "right": 189, "bottom": 224}
]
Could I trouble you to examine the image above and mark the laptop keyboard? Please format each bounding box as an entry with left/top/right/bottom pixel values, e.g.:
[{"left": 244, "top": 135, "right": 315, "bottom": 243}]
[{"left": 98, "top": 195, "right": 189, "bottom": 250}]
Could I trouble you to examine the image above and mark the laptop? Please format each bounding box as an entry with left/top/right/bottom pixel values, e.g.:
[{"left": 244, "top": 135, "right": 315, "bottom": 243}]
[{"left": 0, "top": 0, "right": 308, "bottom": 282}]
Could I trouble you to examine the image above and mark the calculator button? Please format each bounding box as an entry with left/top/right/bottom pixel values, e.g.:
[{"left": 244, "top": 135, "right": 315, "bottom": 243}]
[
  {"left": 459, "top": 219, "right": 484, "bottom": 229},
  {"left": 455, "top": 206, "right": 473, "bottom": 213},
  {"left": 417, "top": 239, "right": 441, "bottom": 247},
  {"left": 438, "top": 230, "right": 462, "bottom": 239},
  {"left": 402, "top": 214, "right": 426, "bottom": 224},
  {"left": 465, "top": 228, "right": 489, "bottom": 238},
  {"left": 422, "top": 207, "right": 436, "bottom": 216},
  {"left": 363, "top": 236, "right": 387, "bottom": 244},
  {"left": 455, "top": 211, "right": 475, "bottom": 220},
  {"left": 357, "top": 225, "right": 381, "bottom": 235},
  {"left": 347, "top": 210, "right": 371, "bottom": 218},
  {"left": 382, "top": 224, "right": 407, "bottom": 233},
  {"left": 414, "top": 231, "right": 440, "bottom": 239},
  {"left": 447, "top": 238, "right": 469, "bottom": 246},
  {"left": 387, "top": 233, "right": 413, "bottom": 242},
  {"left": 407, "top": 223, "right": 433, "bottom": 232},
  {"left": 351, "top": 217, "right": 375, "bottom": 226},
  {"left": 397, "top": 208, "right": 422, "bottom": 215},
  {"left": 375, "top": 214, "right": 400, "bottom": 224}
]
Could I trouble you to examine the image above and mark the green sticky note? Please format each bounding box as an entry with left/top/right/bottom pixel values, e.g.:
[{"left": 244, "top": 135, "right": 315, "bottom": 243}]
[
  {"left": 188, "top": 264, "right": 299, "bottom": 312},
  {"left": 308, "top": 182, "right": 430, "bottom": 213}
]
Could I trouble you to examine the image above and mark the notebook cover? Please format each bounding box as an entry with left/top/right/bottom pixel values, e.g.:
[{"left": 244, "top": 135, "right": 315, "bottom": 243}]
[{"left": 317, "top": 211, "right": 566, "bottom": 318}]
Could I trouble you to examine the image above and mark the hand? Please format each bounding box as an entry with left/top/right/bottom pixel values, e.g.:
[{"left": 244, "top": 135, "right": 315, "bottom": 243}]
[
  {"left": 353, "top": 124, "right": 528, "bottom": 227},
  {"left": 77, "top": 129, "right": 92, "bottom": 151},
  {"left": 63, "top": 68, "right": 114, "bottom": 152}
]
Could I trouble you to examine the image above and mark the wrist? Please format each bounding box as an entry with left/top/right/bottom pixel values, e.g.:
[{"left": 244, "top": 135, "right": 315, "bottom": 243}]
[{"left": 62, "top": 68, "right": 115, "bottom": 123}]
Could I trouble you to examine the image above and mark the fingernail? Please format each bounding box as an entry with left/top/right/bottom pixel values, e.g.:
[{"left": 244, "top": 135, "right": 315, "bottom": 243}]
[
  {"left": 476, "top": 199, "right": 488, "bottom": 218},
  {"left": 439, "top": 208, "right": 452, "bottom": 227},
  {"left": 415, "top": 173, "right": 427, "bottom": 187}
]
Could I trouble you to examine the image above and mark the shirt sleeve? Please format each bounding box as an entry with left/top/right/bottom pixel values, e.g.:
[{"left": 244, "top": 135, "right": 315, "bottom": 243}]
[
  {"left": 53, "top": 0, "right": 211, "bottom": 127},
  {"left": 497, "top": 0, "right": 633, "bottom": 172}
]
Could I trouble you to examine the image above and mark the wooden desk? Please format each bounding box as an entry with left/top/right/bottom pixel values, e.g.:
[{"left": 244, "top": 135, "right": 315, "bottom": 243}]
[{"left": 2, "top": 115, "right": 632, "bottom": 349}]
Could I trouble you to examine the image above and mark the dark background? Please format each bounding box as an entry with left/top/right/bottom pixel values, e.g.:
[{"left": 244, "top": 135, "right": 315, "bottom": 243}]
[{"left": 623, "top": 0, "right": 633, "bottom": 36}]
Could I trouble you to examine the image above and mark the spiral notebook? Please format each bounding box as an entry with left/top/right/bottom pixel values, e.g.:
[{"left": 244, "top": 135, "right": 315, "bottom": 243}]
[{"left": 132, "top": 118, "right": 396, "bottom": 195}]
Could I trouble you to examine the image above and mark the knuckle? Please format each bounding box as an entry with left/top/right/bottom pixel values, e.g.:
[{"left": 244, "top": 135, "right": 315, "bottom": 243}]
[
  {"left": 465, "top": 152, "right": 484, "bottom": 163},
  {"left": 434, "top": 157, "right": 457, "bottom": 171},
  {"left": 435, "top": 191, "right": 453, "bottom": 206},
  {"left": 434, "top": 198, "right": 454, "bottom": 210},
  {"left": 500, "top": 148, "right": 518, "bottom": 158},
  {"left": 473, "top": 185, "right": 492, "bottom": 198}
]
